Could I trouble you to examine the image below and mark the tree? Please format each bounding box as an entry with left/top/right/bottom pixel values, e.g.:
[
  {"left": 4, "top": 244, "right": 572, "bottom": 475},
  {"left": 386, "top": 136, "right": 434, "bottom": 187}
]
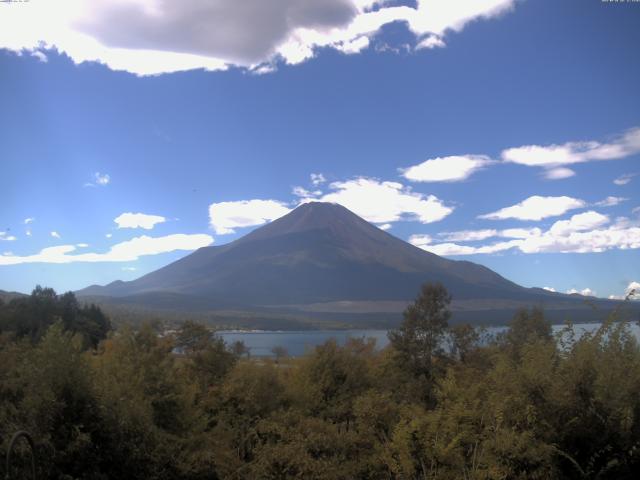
[
  {"left": 175, "top": 321, "right": 237, "bottom": 390},
  {"left": 0, "top": 287, "right": 110, "bottom": 347},
  {"left": 271, "top": 345, "right": 288, "bottom": 364},
  {"left": 175, "top": 320, "right": 211, "bottom": 353},
  {"left": 449, "top": 323, "right": 480, "bottom": 363},
  {"left": 231, "top": 339, "right": 250, "bottom": 358},
  {"left": 504, "top": 306, "right": 552, "bottom": 354},
  {"left": 388, "top": 282, "right": 451, "bottom": 403}
]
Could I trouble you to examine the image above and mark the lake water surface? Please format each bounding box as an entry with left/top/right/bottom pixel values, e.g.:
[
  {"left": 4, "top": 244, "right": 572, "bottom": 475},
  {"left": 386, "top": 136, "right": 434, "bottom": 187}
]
[{"left": 219, "top": 322, "right": 640, "bottom": 357}]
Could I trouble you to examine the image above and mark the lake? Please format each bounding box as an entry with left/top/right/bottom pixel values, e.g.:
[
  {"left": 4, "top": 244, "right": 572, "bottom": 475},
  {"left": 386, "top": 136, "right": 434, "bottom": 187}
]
[{"left": 218, "top": 322, "right": 640, "bottom": 357}]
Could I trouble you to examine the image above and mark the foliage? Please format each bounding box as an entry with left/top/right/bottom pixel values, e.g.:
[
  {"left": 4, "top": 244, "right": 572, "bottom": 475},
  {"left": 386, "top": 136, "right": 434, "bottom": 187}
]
[
  {"left": 2, "top": 284, "right": 640, "bottom": 479},
  {"left": 0, "top": 286, "right": 110, "bottom": 348}
]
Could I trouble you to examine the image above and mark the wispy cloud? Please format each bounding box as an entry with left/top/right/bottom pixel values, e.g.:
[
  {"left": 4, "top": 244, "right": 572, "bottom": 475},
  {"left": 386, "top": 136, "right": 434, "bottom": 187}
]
[
  {"left": 416, "top": 35, "right": 446, "bottom": 50},
  {"left": 292, "top": 186, "right": 322, "bottom": 199},
  {"left": 209, "top": 200, "right": 292, "bottom": 235},
  {"left": 50, "top": 231, "right": 61, "bottom": 239},
  {"left": 594, "top": 196, "right": 627, "bottom": 207},
  {"left": 0, "top": 231, "right": 17, "bottom": 242},
  {"left": 23, "top": 217, "right": 34, "bottom": 225},
  {"left": 437, "top": 228, "right": 542, "bottom": 242},
  {"left": 479, "top": 195, "right": 586, "bottom": 221},
  {"left": 566, "top": 287, "right": 596, "bottom": 297},
  {"left": 84, "top": 172, "right": 110, "bottom": 187},
  {"left": 502, "top": 127, "right": 640, "bottom": 178},
  {"left": 114, "top": 212, "right": 166, "bottom": 230},
  {"left": 544, "top": 167, "right": 575, "bottom": 180},
  {"left": 401, "top": 155, "right": 493, "bottom": 183},
  {"left": 30, "top": 50, "right": 48, "bottom": 63},
  {"left": 0, "top": 234, "right": 213, "bottom": 266},
  {"left": 411, "top": 211, "right": 640, "bottom": 256},
  {"left": 310, "top": 173, "right": 326, "bottom": 186},
  {"left": 614, "top": 173, "right": 636, "bottom": 186}
]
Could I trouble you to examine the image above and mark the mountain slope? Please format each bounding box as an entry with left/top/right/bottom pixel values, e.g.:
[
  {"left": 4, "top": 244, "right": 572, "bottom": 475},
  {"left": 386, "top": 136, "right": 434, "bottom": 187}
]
[{"left": 78, "top": 202, "right": 625, "bottom": 325}]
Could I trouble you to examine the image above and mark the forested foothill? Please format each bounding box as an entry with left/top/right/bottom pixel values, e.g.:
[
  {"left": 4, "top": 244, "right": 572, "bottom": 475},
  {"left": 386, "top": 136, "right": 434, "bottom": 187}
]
[{"left": 1, "top": 284, "right": 639, "bottom": 479}]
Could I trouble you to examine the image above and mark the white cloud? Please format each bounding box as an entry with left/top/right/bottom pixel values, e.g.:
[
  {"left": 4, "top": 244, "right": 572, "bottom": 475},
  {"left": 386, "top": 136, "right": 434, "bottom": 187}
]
[
  {"left": 317, "top": 177, "right": 453, "bottom": 225},
  {"left": 292, "top": 186, "right": 322, "bottom": 199},
  {"left": 543, "top": 287, "right": 556, "bottom": 292},
  {"left": 609, "top": 282, "right": 640, "bottom": 301},
  {"left": 548, "top": 211, "right": 609, "bottom": 236},
  {"left": 401, "top": 155, "right": 493, "bottom": 183},
  {"left": 105, "top": 233, "right": 113, "bottom": 238},
  {"left": 0, "top": 233, "right": 213, "bottom": 266},
  {"left": 25, "top": 230, "right": 32, "bottom": 237},
  {"left": 335, "top": 35, "right": 370, "bottom": 54},
  {"left": 310, "top": 173, "right": 326, "bottom": 186},
  {"left": 378, "top": 223, "right": 392, "bottom": 231},
  {"left": 544, "top": 167, "right": 575, "bottom": 180},
  {"left": 479, "top": 195, "right": 586, "bottom": 221},
  {"left": 594, "top": 196, "right": 627, "bottom": 207},
  {"left": 500, "top": 227, "right": 543, "bottom": 239},
  {"left": 437, "top": 227, "right": 542, "bottom": 242},
  {"left": 411, "top": 211, "right": 640, "bottom": 256},
  {"left": 76, "top": 243, "right": 89, "bottom": 248},
  {"left": 30, "top": 50, "right": 47, "bottom": 62},
  {"left": 502, "top": 127, "right": 640, "bottom": 177},
  {"left": 84, "top": 171, "right": 111, "bottom": 187},
  {"left": 0, "top": 0, "right": 518, "bottom": 75},
  {"left": 566, "top": 288, "right": 595, "bottom": 297},
  {"left": 439, "top": 229, "right": 498, "bottom": 242},
  {"left": 23, "top": 217, "right": 34, "bottom": 224},
  {"left": 408, "top": 234, "right": 433, "bottom": 246},
  {"left": 411, "top": 238, "right": 522, "bottom": 256},
  {"left": 122, "top": 266, "right": 137, "bottom": 271},
  {"left": 409, "top": 232, "right": 521, "bottom": 256},
  {"left": 416, "top": 35, "right": 445, "bottom": 50},
  {"left": 209, "top": 199, "right": 292, "bottom": 235},
  {"left": 50, "top": 231, "right": 61, "bottom": 239},
  {"left": 0, "top": 231, "right": 17, "bottom": 242},
  {"left": 114, "top": 212, "right": 166, "bottom": 230},
  {"left": 95, "top": 172, "right": 110, "bottom": 185},
  {"left": 518, "top": 217, "right": 640, "bottom": 254},
  {"left": 626, "top": 281, "right": 640, "bottom": 299},
  {"left": 614, "top": 173, "right": 636, "bottom": 186}
]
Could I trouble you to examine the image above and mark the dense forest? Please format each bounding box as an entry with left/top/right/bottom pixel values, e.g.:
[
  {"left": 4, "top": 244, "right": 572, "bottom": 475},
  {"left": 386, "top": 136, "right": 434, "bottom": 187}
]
[{"left": 1, "top": 284, "right": 639, "bottom": 479}]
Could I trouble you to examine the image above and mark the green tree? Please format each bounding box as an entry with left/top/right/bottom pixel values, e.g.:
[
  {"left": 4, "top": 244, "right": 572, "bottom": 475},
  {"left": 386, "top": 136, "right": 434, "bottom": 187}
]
[
  {"left": 504, "top": 306, "right": 552, "bottom": 355},
  {"left": 449, "top": 323, "right": 480, "bottom": 363},
  {"left": 388, "top": 282, "right": 451, "bottom": 404},
  {"left": 0, "top": 287, "right": 110, "bottom": 347},
  {"left": 175, "top": 320, "right": 237, "bottom": 391}
]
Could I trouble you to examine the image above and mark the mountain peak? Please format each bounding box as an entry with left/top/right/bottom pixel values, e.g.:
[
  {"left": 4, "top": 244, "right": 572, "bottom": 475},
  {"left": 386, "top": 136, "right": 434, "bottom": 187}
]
[
  {"left": 239, "top": 201, "right": 374, "bottom": 243},
  {"left": 77, "top": 200, "right": 547, "bottom": 315}
]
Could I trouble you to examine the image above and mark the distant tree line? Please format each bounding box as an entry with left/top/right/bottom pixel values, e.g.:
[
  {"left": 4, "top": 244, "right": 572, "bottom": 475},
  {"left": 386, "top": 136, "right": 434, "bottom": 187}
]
[
  {"left": 0, "top": 285, "right": 110, "bottom": 347},
  {"left": 1, "top": 284, "right": 639, "bottom": 479}
]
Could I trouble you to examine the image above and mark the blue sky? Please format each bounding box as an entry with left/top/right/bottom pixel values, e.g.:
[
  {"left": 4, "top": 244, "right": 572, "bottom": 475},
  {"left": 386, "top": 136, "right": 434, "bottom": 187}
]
[{"left": 0, "top": 0, "right": 639, "bottom": 299}]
